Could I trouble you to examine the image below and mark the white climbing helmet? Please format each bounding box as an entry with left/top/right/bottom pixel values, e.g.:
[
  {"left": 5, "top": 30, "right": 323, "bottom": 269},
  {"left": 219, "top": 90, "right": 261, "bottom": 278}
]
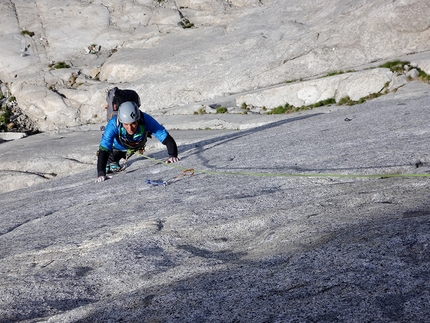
[{"left": 118, "top": 101, "right": 141, "bottom": 124}]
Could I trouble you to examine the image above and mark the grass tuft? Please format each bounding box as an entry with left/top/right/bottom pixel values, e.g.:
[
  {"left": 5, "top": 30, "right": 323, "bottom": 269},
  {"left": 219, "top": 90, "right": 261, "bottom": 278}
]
[
  {"left": 49, "top": 62, "right": 70, "bottom": 69},
  {"left": 379, "top": 60, "right": 409, "bottom": 74},
  {"left": 216, "top": 107, "right": 228, "bottom": 114},
  {"left": 21, "top": 30, "right": 35, "bottom": 37},
  {"left": 267, "top": 98, "right": 336, "bottom": 114}
]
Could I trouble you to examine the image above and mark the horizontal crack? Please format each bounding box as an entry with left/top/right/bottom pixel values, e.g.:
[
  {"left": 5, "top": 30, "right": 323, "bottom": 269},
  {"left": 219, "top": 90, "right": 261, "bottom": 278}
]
[
  {"left": 0, "top": 169, "right": 57, "bottom": 179},
  {"left": 62, "top": 157, "right": 93, "bottom": 165}
]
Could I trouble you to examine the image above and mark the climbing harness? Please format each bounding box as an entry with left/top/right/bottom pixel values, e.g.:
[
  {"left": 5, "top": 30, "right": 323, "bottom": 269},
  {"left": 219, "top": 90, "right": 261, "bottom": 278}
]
[{"left": 119, "top": 147, "right": 146, "bottom": 172}]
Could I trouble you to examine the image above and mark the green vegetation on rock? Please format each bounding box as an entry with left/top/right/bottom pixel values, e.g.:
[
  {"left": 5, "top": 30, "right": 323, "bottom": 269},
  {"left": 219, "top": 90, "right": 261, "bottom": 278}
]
[
  {"left": 49, "top": 62, "right": 70, "bottom": 69},
  {"left": 0, "top": 107, "right": 11, "bottom": 131},
  {"left": 379, "top": 60, "right": 409, "bottom": 74},
  {"left": 267, "top": 98, "right": 336, "bottom": 115},
  {"left": 216, "top": 107, "right": 228, "bottom": 114},
  {"left": 21, "top": 30, "right": 35, "bottom": 37}
]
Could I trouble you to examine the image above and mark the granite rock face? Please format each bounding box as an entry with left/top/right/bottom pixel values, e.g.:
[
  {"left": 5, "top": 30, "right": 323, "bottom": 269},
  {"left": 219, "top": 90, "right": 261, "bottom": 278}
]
[
  {"left": 0, "top": 82, "right": 429, "bottom": 322},
  {"left": 0, "top": 0, "right": 429, "bottom": 130},
  {"left": 0, "top": 1, "right": 430, "bottom": 320}
]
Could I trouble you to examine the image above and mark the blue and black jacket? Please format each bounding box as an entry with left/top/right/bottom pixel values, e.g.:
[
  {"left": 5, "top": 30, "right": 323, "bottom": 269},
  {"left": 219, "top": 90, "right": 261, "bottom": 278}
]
[{"left": 97, "top": 112, "right": 178, "bottom": 176}]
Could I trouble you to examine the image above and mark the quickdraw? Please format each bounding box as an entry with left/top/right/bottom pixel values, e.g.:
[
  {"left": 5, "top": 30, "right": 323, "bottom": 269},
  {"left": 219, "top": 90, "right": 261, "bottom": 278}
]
[
  {"left": 177, "top": 168, "right": 195, "bottom": 177},
  {"left": 145, "top": 179, "right": 166, "bottom": 186},
  {"left": 146, "top": 168, "right": 195, "bottom": 187}
]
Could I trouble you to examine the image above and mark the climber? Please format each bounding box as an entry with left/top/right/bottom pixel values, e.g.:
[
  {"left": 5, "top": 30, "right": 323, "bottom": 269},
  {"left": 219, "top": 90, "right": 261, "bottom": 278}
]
[{"left": 96, "top": 101, "right": 180, "bottom": 182}]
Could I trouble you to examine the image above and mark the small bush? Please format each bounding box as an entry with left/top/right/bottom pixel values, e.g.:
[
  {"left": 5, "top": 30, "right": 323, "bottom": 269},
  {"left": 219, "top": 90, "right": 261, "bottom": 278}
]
[
  {"left": 337, "top": 96, "right": 355, "bottom": 106},
  {"left": 240, "top": 103, "right": 250, "bottom": 111},
  {"left": 364, "top": 92, "right": 382, "bottom": 100},
  {"left": 216, "top": 107, "right": 228, "bottom": 114},
  {"left": 267, "top": 103, "right": 294, "bottom": 114},
  {"left": 379, "top": 60, "right": 409, "bottom": 74},
  {"left": 417, "top": 68, "right": 430, "bottom": 82},
  {"left": 310, "top": 98, "right": 336, "bottom": 108},
  {"left": 180, "top": 18, "right": 194, "bottom": 29},
  {"left": 267, "top": 98, "right": 336, "bottom": 114},
  {"left": 337, "top": 92, "right": 384, "bottom": 106},
  {"left": 21, "top": 30, "right": 35, "bottom": 37},
  {"left": 0, "top": 108, "right": 11, "bottom": 129},
  {"left": 194, "top": 108, "right": 207, "bottom": 115},
  {"left": 49, "top": 61, "right": 70, "bottom": 69}
]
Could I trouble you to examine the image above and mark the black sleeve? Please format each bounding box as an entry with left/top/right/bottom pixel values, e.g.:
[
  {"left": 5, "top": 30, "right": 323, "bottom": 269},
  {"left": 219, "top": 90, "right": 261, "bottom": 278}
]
[
  {"left": 162, "top": 134, "right": 178, "bottom": 157},
  {"left": 97, "top": 149, "right": 110, "bottom": 177}
]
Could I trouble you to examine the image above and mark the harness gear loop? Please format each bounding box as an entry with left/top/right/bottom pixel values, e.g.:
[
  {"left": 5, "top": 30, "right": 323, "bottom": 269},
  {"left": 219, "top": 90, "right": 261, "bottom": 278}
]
[{"left": 125, "top": 147, "right": 146, "bottom": 163}]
